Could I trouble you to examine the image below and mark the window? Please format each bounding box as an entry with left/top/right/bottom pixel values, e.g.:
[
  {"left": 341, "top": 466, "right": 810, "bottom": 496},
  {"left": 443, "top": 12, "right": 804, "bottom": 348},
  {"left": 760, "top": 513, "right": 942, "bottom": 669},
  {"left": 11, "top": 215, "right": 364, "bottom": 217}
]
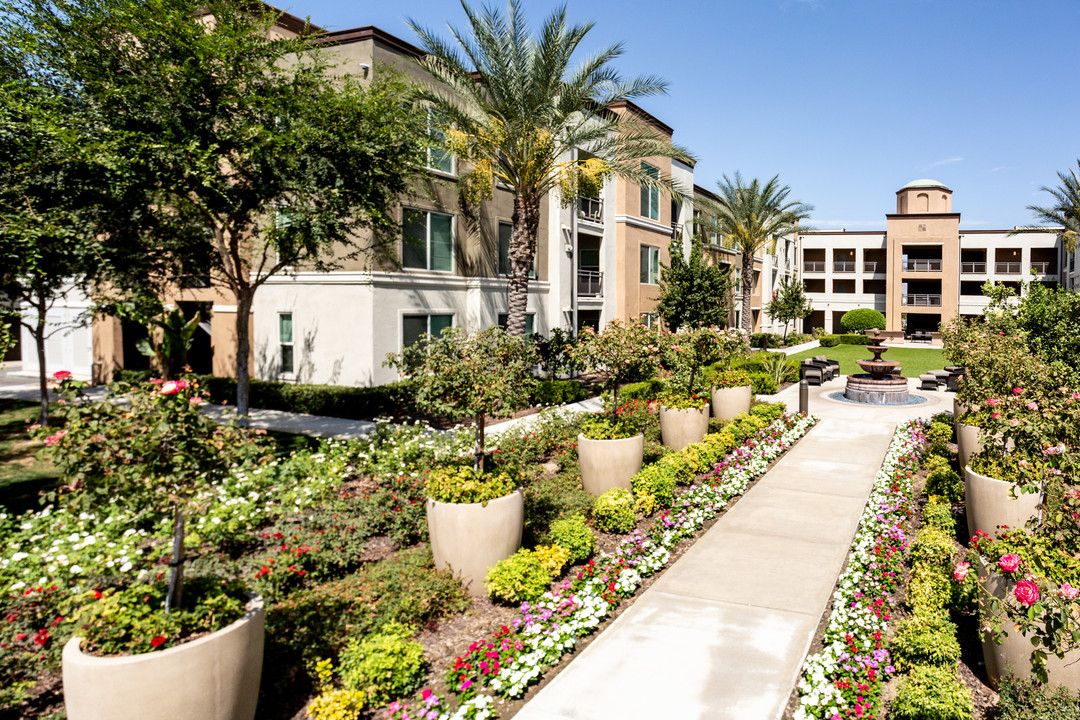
[
  {"left": 497, "top": 222, "right": 534, "bottom": 277},
  {"left": 402, "top": 314, "right": 453, "bottom": 348},
  {"left": 403, "top": 209, "right": 453, "bottom": 272},
  {"left": 497, "top": 313, "right": 535, "bottom": 336},
  {"left": 425, "top": 109, "right": 453, "bottom": 174},
  {"left": 640, "top": 245, "right": 660, "bottom": 284},
  {"left": 640, "top": 163, "right": 660, "bottom": 221},
  {"left": 640, "top": 312, "right": 659, "bottom": 328},
  {"left": 278, "top": 313, "right": 294, "bottom": 374}
]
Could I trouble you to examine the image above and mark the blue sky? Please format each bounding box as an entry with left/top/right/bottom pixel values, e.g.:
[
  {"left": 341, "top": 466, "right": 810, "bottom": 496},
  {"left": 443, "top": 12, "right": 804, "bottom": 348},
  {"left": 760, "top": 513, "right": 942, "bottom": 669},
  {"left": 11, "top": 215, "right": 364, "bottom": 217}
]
[{"left": 290, "top": 0, "right": 1079, "bottom": 231}]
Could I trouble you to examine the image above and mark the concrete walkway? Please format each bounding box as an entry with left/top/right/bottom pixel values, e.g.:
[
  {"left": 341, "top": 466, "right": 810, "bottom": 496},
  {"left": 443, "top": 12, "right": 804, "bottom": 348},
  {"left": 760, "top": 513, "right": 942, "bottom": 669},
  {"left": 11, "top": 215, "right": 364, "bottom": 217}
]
[{"left": 514, "top": 409, "right": 912, "bottom": 720}]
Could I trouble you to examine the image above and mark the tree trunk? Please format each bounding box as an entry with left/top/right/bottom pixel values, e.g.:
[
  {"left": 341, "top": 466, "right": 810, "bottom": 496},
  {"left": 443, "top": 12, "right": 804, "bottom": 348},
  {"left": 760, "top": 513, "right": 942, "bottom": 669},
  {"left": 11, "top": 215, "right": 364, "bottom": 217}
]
[
  {"left": 506, "top": 192, "right": 541, "bottom": 337},
  {"left": 688, "top": 365, "right": 696, "bottom": 396},
  {"left": 474, "top": 413, "right": 486, "bottom": 474},
  {"left": 611, "top": 383, "right": 619, "bottom": 424},
  {"left": 33, "top": 309, "right": 48, "bottom": 427},
  {"left": 741, "top": 253, "right": 754, "bottom": 336},
  {"left": 234, "top": 291, "right": 253, "bottom": 417}
]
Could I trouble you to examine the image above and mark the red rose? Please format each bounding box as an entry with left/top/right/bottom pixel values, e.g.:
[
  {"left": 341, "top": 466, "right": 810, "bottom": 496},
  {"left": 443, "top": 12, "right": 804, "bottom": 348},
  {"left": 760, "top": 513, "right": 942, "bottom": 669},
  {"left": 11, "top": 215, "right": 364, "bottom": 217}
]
[
  {"left": 150, "top": 635, "right": 167, "bottom": 648},
  {"left": 52, "top": 370, "right": 72, "bottom": 380},
  {"left": 1015, "top": 580, "right": 1040, "bottom": 606}
]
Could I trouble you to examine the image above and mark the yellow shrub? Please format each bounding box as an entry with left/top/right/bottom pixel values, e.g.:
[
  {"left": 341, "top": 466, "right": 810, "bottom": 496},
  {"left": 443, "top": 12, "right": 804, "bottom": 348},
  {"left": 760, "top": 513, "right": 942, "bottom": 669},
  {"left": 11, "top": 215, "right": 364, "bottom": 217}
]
[
  {"left": 308, "top": 690, "right": 366, "bottom": 720},
  {"left": 534, "top": 544, "right": 571, "bottom": 578}
]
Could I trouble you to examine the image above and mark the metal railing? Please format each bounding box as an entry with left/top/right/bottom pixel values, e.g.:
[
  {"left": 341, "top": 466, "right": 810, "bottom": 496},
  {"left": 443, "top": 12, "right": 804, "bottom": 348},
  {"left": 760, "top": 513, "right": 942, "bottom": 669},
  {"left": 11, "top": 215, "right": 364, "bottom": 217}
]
[
  {"left": 902, "top": 293, "right": 942, "bottom": 307},
  {"left": 904, "top": 258, "right": 942, "bottom": 272},
  {"left": 863, "top": 261, "right": 883, "bottom": 273},
  {"left": 670, "top": 222, "right": 684, "bottom": 239},
  {"left": 961, "top": 261, "right": 986, "bottom": 274},
  {"left": 803, "top": 260, "right": 825, "bottom": 272},
  {"left": 578, "top": 197, "right": 603, "bottom": 223},
  {"left": 578, "top": 269, "right": 603, "bottom": 297},
  {"left": 1031, "top": 261, "right": 1053, "bottom": 274},
  {"left": 833, "top": 261, "right": 855, "bottom": 272},
  {"left": 995, "top": 261, "right": 1022, "bottom": 274}
]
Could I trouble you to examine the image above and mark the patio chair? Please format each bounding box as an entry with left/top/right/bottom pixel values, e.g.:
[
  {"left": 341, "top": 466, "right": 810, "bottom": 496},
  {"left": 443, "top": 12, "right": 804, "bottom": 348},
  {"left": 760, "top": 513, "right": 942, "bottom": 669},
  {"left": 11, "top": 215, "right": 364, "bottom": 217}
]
[
  {"left": 919, "top": 374, "right": 938, "bottom": 391},
  {"left": 812, "top": 355, "right": 840, "bottom": 377},
  {"left": 800, "top": 361, "right": 824, "bottom": 386}
]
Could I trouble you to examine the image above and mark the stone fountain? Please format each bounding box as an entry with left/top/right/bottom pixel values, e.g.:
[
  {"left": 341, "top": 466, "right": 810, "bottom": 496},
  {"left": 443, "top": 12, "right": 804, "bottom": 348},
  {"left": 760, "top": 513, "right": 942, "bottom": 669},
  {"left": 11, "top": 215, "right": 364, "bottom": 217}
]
[{"left": 844, "top": 332, "right": 910, "bottom": 404}]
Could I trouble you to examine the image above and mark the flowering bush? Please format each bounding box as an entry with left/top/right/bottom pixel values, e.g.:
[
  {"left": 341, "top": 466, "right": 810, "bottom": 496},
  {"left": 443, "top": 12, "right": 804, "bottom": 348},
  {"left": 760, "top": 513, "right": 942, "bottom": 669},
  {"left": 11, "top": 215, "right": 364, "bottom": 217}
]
[
  {"left": 706, "top": 367, "right": 752, "bottom": 389},
  {"left": 569, "top": 319, "right": 659, "bottom": 420},
  {"left": 657, "top": 391, "right": 708, "bottom": 410},
  {"left": 577, "top": 411, "right": 640, "bottom": 441},
  {"left": 425, "top": 466, "right": 518, "bottom": 505},
  {"left": 795, "top": 420, "right": 926, "bottom": 720},
  {"left": 658, "top": 326, "right": 730, "bottom": 395}
]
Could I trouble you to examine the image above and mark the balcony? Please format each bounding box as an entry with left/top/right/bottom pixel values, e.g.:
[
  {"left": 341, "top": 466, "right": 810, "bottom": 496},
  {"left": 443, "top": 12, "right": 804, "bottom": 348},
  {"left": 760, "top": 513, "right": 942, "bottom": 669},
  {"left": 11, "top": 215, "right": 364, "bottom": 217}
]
[
  {"left": 670, "top": 222, "right": 684, "bottom": 239},
  {"left": 904, "top": 259, "right": 942, "bottom": 272},
  {"left": 804, "top": 260, "right": 825, "bottom": 272},
  {"left": 961, "top": 262, "right": 986, "bottom": 274},
  {"left": 902, "top": 293, "right": 942, "bottom": 307},
  {"left": 578, "top": 269, "right": 603, "bottom": 297},
  {"left": 1031, "top": 261, "right": 1053, "bottom": 274},
  {"left": 863, "top": 261, "right": 881, "bottom": 273},
  {"left": 995, "top": 261, "right": 1022, "bottom": 274},
  {"left": 578, "top": 197, "right": 603, "bottom": 223},
  {"left": 833, "top": 261, "right": 855, "bottom": 273}
]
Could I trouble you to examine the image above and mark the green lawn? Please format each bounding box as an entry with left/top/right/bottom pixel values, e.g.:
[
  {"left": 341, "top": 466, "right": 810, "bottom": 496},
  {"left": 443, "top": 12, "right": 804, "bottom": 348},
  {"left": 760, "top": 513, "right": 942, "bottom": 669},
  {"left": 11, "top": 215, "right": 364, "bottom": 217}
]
[
  {"left": 787, "top": 345, "right": 947, "bottom": 378},
  {"left": 0, "top": 399, "right": 59, "bottom": 514}
]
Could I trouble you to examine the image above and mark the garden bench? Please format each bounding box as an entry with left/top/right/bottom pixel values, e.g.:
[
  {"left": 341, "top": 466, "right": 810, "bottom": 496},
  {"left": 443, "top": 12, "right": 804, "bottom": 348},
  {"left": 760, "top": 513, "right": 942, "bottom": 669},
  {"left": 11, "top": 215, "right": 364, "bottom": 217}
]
[
  {"left": 919, "top": 374, "right": 939, "bottom": 390},
  {"left": 909, "top": 331, "right": 932, "bottom": 343}
]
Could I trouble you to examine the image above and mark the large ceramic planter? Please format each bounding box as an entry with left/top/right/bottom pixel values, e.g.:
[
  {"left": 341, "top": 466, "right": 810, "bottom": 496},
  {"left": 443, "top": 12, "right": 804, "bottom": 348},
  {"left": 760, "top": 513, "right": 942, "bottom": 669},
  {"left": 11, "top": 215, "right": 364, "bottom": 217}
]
[
  {"left": 953, "top": 398, "right": 967, "bottom": 429},
  {"left": 63, "top": 596, "right": 265, "bottom": 720},
  {"left": 711, "top": 385, "right": 752, "bottom": 421},
  {"left": 979, "top": 561, "right": 1080, "bottom": 690},
  {"left": 427, "top": 489, "right": 523, "bottom": 596},
  {"left": 963, "top": 465, "right": 1042, "bottom": 540},
  {"left": 956, "top": 422, "right": 983, "bottom": 469},
  {"left": 659, "top": 405, "right": 709, "bottom": 452},
  {"left": 577, "top": 433, "right": 644, "bottom": 497}
]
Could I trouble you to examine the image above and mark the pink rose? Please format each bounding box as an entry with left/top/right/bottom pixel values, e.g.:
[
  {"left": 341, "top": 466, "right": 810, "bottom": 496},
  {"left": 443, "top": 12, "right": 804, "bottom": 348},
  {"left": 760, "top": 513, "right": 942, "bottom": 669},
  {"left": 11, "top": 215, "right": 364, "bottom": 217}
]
[
  {"left": 1027, "top": 402, "right": 1038, "bottom": 411},
  {"left": 1010, "top": 419, "right": 1019, "bottom": 426},
  {"left": 987, "top": 398, "right": 1000, "bottom": 406},
  {"left": 1014, "top": 579, "right": 1040, "bottom": 606},
  {"left": 1013, "top": 387, "right": 1024, "bottom": 394},
  {"left": 160, "top": 381, "right": 179, "bottom": 395},
  {"left": 1059, "top": 583, "right": 1079, "bottom": 601},
  {"left": 52, "top": 370, "right": 71, "bottom": 380},
  {"left": 44, "top": 430, "right": 67, "bottom": 446},
  {"left": 998, "top": 553, "right": 1022, "bottom": 573},
  {"left": 992, "top": 412, "right": 1000, "bottom": 419},
  {"left": 189, "top": 396, "right": 204, "bottom": 406},
  {"left": 953, "top": 562, "right": 971, "bottom": 582}
]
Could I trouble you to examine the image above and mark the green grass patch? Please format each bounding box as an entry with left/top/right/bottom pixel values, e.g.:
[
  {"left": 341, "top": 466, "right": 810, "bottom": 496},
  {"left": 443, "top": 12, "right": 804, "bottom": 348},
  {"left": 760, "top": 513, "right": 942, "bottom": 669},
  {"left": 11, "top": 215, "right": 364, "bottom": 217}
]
[
  {"left": 787, "top": 344, "right": 946, "bottom": 378},
  {"left": 0, "top": 399, "right": 59, "bottom": 513}
]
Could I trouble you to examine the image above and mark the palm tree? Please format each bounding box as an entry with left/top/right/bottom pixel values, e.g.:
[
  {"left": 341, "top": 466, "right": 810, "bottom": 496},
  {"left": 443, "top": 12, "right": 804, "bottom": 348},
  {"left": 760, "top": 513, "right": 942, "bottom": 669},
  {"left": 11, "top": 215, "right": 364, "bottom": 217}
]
[
  {"left": 408, "top": 1, "right": 692, "bottom": 336},
  {"left": 703, "top": 173, "right": 812, "bottom": 335},
  {"left": 1026, "top": 160, "right": 1080, "bottom": 253}
]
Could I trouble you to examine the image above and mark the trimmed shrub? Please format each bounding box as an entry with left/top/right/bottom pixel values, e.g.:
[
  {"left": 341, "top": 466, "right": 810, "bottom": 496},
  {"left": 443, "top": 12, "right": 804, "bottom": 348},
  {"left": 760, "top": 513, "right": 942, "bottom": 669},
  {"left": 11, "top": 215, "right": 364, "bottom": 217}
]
[
  {"left": 592, "top": 488, "right": 636, "bottom": 533},
  {"left": 891, "top": 665, "right": 973, "bottom": 720},
  {"left": 785, "top": 332, "right": 812, "bottom": 346},
  {"left": 906, "top": 564, "right": 951, "bottom": 616},
  {"left": 819, "top": 335, "right": 840, "bottom": 348},
  {"left": 616, "top": 378, "right": 666, "bottom": 402},
  {"left": 749, "top": 332, "right": 782, "bottom": 349},
  {"left": 702, "top": 431, "right": 736, "bottom": 458},
  {"left": 891, "top": 614, "right": 961, "bottom": 671},
  {"left": 656, "top": 453, "right": 696, "bottom": 485},
  {"left": 750, "top": 402, "right": 786, "bottom": 423},
  {"left": 548, "top": 514, "right": 594, "bottom": 563},
  {"left": 485, "top": 549, "right": 551, "bottom": 603},
  {"left": 996, "top": 676, "right": 1080, "bottom": 720},
  {"left": 533, "top": 544, "right": 570, "bottom": 577},
  {"left": 921, "top": 501, "right": 956, "bottom": 534},
  {"left": 338, "top": 622, "right": 426, "bottom": 706},
  {"left": 632, "top": 465, "right": 677, "bottom": 516},
  {"left": 926, "top": 467, "right": 963, "bottom": 502},
  {"left": 531, "top": 379, "right": 588, "bottom": 406},
  {"left": 910, "top": 526, "right": 957, "bottom": 573},
  {"left": 425, "top": 466, "right": 518, "bottom": 505},
  {"left": 927, "top": 420, "right": 954, "bottom": 445},
  {"left": 749, "top": 372, "right": 779, "bottom": 395},
  {"left": 840, "top": 308, "right": 886, "bottom": 332},
  {"left": 308, "top": 689, "right": 366, "bottom": 720}
]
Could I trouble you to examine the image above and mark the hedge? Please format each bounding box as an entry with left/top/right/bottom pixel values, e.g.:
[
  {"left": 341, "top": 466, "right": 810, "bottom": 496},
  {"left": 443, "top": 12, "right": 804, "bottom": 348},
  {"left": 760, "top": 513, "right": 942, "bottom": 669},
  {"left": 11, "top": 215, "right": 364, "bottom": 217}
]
[{"left": 820, "top": 334, "right": 870, "bottom": 347}]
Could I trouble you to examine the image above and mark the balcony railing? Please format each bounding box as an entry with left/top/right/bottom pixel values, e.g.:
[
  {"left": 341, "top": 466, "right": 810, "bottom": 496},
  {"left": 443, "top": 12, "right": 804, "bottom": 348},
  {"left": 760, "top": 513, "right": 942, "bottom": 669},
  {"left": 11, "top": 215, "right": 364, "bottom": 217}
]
[
  {"left": 902, "top": 293, "right": 942, "bottom": 307},
  {"left": 578, "top": 197, "right": 603, "bottom": 223},
  {"left": 578, "top": 269, "right": 603, "bottom": 297},
  {"left": 1031, "top": 261, "right": 1054, "bottom": 274},
  {"left": 904, "top": 259, "right": 942, "bottom": 272},
  {"left": 833, "top": 261, "right": 855, "bottom": 273},
  {"left": 995, "top": 261, "right": 1022, "bottom": 274},
  {"left": 804, "top": 260, "right": 825, "bottom": 272},
  {"left": 961, "top": 261, "right": 986, "bottom": 274},
  {"left": 863, "top": 261, "right": 883, "bottom": 273},
  {"left": 670, "top": 222, "right": 684, "bottom": 239}
]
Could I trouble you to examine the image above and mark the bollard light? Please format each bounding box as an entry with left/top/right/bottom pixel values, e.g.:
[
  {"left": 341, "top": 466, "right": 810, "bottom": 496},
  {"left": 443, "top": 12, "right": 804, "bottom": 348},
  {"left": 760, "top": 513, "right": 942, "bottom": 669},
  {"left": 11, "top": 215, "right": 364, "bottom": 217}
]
[{"left": 799, "top": 380, "right": 809, "bottom": 415}]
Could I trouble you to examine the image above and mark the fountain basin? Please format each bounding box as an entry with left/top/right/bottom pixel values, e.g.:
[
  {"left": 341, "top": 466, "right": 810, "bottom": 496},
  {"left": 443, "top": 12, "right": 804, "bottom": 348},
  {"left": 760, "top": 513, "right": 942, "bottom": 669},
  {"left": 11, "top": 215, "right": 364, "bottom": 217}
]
[{"left": 845, "top": 374, "right": 910, "bottom": 404}]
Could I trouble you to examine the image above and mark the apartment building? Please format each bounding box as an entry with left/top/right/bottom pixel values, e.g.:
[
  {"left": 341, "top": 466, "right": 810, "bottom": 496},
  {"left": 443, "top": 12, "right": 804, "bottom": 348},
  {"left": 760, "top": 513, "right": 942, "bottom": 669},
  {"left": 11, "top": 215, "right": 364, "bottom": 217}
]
[{"left": 798, "top": 179, "right": 1062, "bottom": 336}]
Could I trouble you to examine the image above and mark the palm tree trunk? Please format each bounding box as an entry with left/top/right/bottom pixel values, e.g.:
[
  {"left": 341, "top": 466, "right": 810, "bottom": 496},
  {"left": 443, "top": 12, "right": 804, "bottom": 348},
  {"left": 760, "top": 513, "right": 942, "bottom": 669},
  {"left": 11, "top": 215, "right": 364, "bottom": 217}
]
[
  {"left": 506, "top": 193, "right": 540, "bottom": 337},
  {"left": 741, "top": 253, "right": 754, "bottom": 335}
]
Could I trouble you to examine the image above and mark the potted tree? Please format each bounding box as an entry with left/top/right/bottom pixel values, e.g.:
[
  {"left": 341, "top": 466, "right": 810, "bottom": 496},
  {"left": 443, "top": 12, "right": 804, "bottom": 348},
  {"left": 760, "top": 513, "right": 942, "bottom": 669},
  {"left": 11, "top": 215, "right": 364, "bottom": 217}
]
[
  {"left": 386, "top": 325, "right": 537, "bottom": 594},
  {"left": 569, "top": 320, "right": 658, "bottom": 495},
  {"left": 657, "top": 327, "right": 719, "bottom": 450},
  {"left": 703, "top": 329, "right": 751, "bottom": 421}
]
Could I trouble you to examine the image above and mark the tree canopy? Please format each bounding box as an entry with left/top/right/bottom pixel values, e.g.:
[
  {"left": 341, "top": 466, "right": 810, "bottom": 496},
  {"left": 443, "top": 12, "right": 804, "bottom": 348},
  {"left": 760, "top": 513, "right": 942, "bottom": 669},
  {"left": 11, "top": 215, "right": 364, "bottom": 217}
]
[
  {"left": 765, "top": 277, "right": 813, "bottom": 339},
  {"left": 1026, "top": 159, "right": 1080, "bottom": 253},
  {"left": 657, "top": 236, "right": 734, "bottom": 331}
]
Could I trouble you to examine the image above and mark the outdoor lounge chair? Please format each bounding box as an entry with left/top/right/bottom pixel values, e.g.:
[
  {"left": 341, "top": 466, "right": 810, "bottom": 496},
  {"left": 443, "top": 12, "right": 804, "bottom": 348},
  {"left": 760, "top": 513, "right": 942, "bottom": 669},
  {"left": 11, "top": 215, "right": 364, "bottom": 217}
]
[
  {"left": 800, "top": 360, "right": 824, "bottom": 386},
  {"left": 919, "top": 374, "right": 938, "bottom": 391},
  {"left": 813, "top": 355, "right": 840, "bottom": 377}
]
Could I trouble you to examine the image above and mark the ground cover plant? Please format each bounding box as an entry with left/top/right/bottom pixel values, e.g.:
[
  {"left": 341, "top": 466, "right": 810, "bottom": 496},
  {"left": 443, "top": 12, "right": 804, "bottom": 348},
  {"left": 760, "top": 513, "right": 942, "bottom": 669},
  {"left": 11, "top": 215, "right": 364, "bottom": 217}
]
[
  {"left": 787, "top": 345, "right": 946, "bottom": 378},
  {"left": 0, "top": 399, "right": 57, "bottom": 514}
]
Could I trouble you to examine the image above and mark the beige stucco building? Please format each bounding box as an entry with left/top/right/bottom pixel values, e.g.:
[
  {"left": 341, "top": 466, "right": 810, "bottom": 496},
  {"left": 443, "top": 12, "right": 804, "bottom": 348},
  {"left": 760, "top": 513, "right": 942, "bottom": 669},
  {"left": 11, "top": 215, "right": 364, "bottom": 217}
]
[{"left": 798, "top": 179, "right": 1063, "bottom": 336}]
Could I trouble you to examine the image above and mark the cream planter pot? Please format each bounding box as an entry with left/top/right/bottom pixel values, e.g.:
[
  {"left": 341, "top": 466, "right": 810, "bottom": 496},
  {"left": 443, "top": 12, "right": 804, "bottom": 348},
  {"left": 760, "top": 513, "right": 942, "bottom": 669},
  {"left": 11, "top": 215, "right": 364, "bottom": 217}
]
[
  {"left": 577, "top": 433, "right": 644, "bottom": 497},
  {"left": 953, "top": 398, "right": 967, "bottom": 429},
  {"left": 659, "top": 405, "right": 709, "bottom": 452},
  {"left": 711, "top": 385, "right": 752, "bottom": 422},
  {"left": 63, "top": 596, "right": 265, "bottom": 720},
  {"left": 979, "top": 562, "right": 1080, "bottom": 690},
  {"left": 963, "top": 465, "right": 1042, "bottom": 540},
  {"left": 427, "top": 489, "right": 523, "bottom": 596},
  {"left": 956, "top": 422, "right": 983, "bottom": 469}
]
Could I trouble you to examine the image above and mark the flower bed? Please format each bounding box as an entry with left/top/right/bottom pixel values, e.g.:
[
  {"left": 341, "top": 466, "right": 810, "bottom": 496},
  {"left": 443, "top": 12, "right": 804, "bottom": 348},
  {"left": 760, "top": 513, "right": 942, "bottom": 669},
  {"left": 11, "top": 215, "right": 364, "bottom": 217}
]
[
  {"left": 383, "top": 411, "right": 817, "bottom": 719},
  {"left": 794, "top": 419, "right": 927, "bottom": 720}
]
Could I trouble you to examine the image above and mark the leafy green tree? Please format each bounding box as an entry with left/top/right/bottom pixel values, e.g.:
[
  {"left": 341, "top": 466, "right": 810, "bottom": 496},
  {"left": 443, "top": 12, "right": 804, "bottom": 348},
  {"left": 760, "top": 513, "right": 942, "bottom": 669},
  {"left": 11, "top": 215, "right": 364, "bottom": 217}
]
[
  {"left": 764, "top": 277, "right": 813, "bottom": 340},
  {"left": 386, "top": 326, "right": 537, "bottom": 473},
  {"left": 701, "top": 173, "right": 813, "bottom": 335},
  {"left": 569, "top": 319, "right": 658, "bottom": 421},
  {"left": 657, "top": 236, "right": 734, "bottom": 331},
  {"left": 1026, "top": 159, "right": 1080, "bottom": 252},
  {"left": 840, "top": 308, "right": 886, "bottom": 333},
  {"left": 408, "top": 0, "right": 692, "bottom": 336},
  {"left": 5, "top": 0, "right": 428, "bottom": 416}
]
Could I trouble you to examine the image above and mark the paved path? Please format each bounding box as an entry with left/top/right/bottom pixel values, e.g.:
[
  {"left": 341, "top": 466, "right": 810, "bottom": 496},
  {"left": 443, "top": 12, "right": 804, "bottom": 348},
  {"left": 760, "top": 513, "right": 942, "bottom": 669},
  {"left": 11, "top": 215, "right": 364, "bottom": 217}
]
[{"left": 514, "top": 409, "right": 913, "bottom": 720}]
